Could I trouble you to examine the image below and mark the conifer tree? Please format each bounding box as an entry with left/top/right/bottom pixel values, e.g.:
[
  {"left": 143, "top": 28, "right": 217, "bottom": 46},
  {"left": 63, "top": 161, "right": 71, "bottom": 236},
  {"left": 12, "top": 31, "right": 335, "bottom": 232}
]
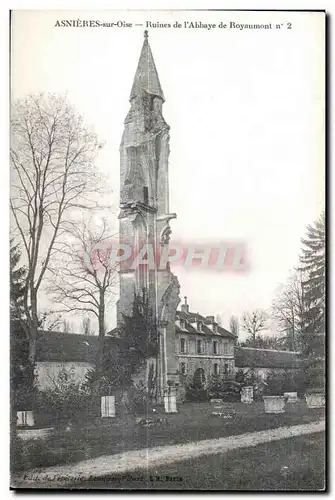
[{"left": 299, "top": 212, "right": 325, "bottom": 355}]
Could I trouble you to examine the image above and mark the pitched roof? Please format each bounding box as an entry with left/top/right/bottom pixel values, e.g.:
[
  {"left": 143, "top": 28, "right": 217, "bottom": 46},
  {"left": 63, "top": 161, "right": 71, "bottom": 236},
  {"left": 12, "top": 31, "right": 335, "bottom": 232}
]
[
  {"left": 129, "top": 32, "right": 165, "bottom": 101},
  {"left": 36, "top": 331, "right": 120, "bottom": 363},
  {"left": 176, "top": 310, "right": 236, "bottom": 339},
  {"left": 234, "top": 346, "right": 303, "bottom": 369}
]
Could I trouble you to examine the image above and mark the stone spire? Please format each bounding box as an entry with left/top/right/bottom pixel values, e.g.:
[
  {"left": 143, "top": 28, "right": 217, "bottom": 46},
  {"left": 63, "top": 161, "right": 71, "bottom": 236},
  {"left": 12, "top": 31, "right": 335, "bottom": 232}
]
[{"left": 129, "top": 30, "right": 165, "bottom": 102}]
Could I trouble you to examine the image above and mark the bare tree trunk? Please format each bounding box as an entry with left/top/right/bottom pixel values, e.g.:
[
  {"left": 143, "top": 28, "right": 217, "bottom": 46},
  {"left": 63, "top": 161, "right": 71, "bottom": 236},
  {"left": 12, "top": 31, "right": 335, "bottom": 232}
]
[{"left": 97, "top": 291, "right": 105, "bottom": 373}]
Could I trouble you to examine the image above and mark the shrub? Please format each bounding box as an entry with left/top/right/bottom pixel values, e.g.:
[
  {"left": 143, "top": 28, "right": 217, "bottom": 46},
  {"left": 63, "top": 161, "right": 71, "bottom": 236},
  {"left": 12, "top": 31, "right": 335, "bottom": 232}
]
[
  {"left": 235, "top": 369, "right": 266, "bottom": 400},
  {"left": 218, "top": 380, "right": 241, "bottom": 401},
  {"left": 124, "top": 383, "right": 150, "bottom": 415},
  {"left": 35, "top": 368, "right": 95, "bottom": 426},
  {"left": 207, "top": 375, "right": 241, "bottom": 401},
  {"left": 263, "top": 372, "right": 287, "bottom": 396},
  {"left": 305, "top": 359, "right": 325, "bottom": 392},
  {"left": 185, "top": 381, "right": 208, "bottom": 402}
]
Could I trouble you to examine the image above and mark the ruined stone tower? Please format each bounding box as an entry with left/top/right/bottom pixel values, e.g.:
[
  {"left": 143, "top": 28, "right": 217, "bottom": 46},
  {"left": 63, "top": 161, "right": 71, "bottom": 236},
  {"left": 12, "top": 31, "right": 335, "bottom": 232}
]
[{"left": 117, "top": 31, "right": 180, "bottom": 401}]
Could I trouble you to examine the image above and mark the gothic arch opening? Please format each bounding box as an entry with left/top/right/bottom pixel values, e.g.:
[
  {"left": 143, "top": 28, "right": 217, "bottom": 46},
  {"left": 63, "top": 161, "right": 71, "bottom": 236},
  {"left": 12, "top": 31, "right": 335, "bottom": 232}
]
[{"left": 134, "top": 213, "right": 148, "bottom": 294}]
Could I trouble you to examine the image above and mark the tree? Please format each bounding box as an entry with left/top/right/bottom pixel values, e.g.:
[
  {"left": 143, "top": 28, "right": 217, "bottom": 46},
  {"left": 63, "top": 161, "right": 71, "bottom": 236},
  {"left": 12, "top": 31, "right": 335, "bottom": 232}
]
[
  {"left": 240, "top": 334, "right": 284, "bottom": 350},
  {"left": 272, "top": 271, "right": 307, "bottom": 351},
  {"left": 81, "top": 317, "right": 95, "bottom": 336},
  {"left": 242, "top": 310, "right": 268, "bottom": 347},
  {"left": 10, "top": 241, "right": 32, "bottom": 398},
  {"left": 118, "top": 293, "right": 158, "bottom": 396},
  {"left": 48, "top": 219, "right": 117, "bottom": 370},
  {"left": 10, "top": 241, "right": 30, "bottom": 457},
  {"left": 215, "top": 314, "right": 223, "bottom": 326},
  {"left": 229, "top": 315, "right": 239, "bottom": 337},
  {"left": 62, "top": 320, "right": 73, "bottom": 333},
  {"left": 83, "top": 294, "right": 158, "bottom": 398},
  {"left": 10, "top": 93, "right": 103, "bottom": 365},
  {"left": 10, "top": 240, "right": 26, "bottom": 322},
  {"left": 118, "top": 293, "right": 158, "bottom": 364},
  {"left": 299, "top": 211, "right": 325, "bottom": 335}
]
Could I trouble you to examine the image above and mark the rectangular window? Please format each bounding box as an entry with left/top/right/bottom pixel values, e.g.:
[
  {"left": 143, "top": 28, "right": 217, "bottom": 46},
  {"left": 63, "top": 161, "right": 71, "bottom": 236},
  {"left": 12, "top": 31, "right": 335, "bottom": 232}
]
[
  {"left": 213, "top": 341, "right": 218, "bottom": 355},
  {"left": 224, "top": 363, "right": 229, "bottom": 376},
  {"left": 180, "top": 362, "right": 186, "bottom": 375},
  {"left": 180, "top": 338, "right": 186, "bottom": 354},
  {"left": 143, "top": 186, "right": 149, "bottom": 205},
  {"left": 223, "top": 343, "right": 228, "bottom": 355},
  {"left": 197, "top": 339, "right": 202, "bottom": 354},
  {"left": 214, "top": 363, "right": 218, "bottom": 375}
]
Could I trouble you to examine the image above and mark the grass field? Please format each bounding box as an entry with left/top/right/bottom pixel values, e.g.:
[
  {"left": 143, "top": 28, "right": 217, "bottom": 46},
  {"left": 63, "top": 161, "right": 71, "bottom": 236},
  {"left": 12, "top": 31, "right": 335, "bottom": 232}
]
[
  {"left": 73, "top": 432, "right": 326, "bottom": 491},
  {"left": 14, "top": 400, "right": 325, "bottom": 472}
]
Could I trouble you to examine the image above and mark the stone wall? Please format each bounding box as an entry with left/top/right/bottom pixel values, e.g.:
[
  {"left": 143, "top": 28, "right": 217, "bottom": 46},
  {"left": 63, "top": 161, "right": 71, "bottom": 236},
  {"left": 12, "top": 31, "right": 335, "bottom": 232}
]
[
  {"left": 234, "top": 366, "right": 301, "bottom": 381},
  {"left": 35, "top": 361, "right": 93, "bottom": 390}
]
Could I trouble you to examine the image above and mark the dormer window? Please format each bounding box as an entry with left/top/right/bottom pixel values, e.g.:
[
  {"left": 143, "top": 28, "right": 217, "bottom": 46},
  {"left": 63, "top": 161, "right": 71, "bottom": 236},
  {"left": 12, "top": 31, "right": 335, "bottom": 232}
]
[
  {"left": 213, "top": 324, "right": 218, "bottom": 334},
  {"left": 180, "top": 319, "right": 186, "bottom": 330},
  {"left": 198, "top": 322, "right": 203, "bottom": 332}
]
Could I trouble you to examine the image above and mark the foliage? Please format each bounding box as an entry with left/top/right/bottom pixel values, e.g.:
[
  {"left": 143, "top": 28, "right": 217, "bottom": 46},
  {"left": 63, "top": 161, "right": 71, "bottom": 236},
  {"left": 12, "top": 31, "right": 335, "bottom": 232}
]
[
  {"left": 305, "top": 359, "right": 325, "bottom": 392},
  {"left": 207, "top": 375, "right": 241, "bottom": 401},
  {"left": 242, "top": 310, "right": 268, "bottom": 347},
  {"left": 10, "top": 240, "right": 26, "bottom": 321},
  {"left": 185, "top": 380, "right": 209, "bottom": 402},
  {"left": 272, "top": 271, "right": 307, "bottom": 352},
  {"left": 229, "top": 315, "right": 239, "bottom": 337},
  {"left": 10, "top": 241, "right": 36, "bottom": 409},
  {"left": 82, "top": 368, "right": 115, "bottom": 396},
  {"left": 35, "top": 368, "right": 94, "bottom": 426},
  {"left": 118, "top": 293, "right": 158, "bottom": 376},
  {"left": 82, "top": 341, "right": 134, "bottom": 396},
  {"left": 126, "top": 384, "right": 151, "bottom": 415},
  {"left": 263, "top": 372, "right": 287, "bottom": 396},
  {"left": 239, "top": 334, "right": 284, "bottom": 350},
  {"left": 235, "top": 369, "right": 246, "bottom": 385},
  {"left": 234, "top": 369, "right": 266, "bottom": 400},
  {"left": 299, "top": 211, "right": 325, "bottom": 337}
]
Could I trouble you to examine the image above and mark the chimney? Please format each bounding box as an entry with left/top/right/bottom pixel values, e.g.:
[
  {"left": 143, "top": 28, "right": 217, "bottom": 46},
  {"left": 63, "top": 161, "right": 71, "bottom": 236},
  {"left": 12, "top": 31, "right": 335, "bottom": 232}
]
[
  {"left": 206, "top": 315, "right": 215, "bottom": 323},
  {"left": 181, "top": 296, "right": 189, "bottom": 314}
]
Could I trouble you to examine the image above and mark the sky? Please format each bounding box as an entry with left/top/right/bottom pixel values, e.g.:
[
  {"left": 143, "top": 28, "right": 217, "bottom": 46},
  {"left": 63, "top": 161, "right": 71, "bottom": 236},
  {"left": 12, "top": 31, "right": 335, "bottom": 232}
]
[{"left": 11, "top": 10, "right": 325, "bottom": 337}]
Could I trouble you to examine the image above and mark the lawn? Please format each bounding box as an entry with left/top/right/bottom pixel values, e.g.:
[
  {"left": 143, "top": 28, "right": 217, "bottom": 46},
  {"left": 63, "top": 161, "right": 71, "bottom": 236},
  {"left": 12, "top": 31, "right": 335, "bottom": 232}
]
[
  {"left": 14, "top": 400, "right": 325, "bottom": 472},
  {"left": 73, "top": 432, "right": 326, "bottom": 491}
]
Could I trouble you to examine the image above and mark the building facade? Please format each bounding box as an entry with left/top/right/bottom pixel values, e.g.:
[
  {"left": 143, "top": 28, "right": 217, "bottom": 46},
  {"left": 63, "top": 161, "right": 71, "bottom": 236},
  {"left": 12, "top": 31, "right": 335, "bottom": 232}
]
[{"left": 175, "top": 297, "right": 236, "bottom": 386}]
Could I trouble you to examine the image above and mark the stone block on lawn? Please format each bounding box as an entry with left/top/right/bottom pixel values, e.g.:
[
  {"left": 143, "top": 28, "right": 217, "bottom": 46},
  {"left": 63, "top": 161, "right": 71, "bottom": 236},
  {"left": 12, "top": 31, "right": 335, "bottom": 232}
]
[
  {"left": 211, "top": 410, "right": 236, "bottom": 419},
  {"left": 101, "top": 396, "right": 116, "bottom": 418},
  {"left": 164, "top": 394, "right": 177, "bottom": 413},
  {"left": 241, "top": 386, "right": 254, "bottom": 404},
  {"left": 284, "top": 392, "right": 298, "bottom": 403},
  {"left": 16, "top": 411, "right": 34, "bottom": 427},
  {"left": 136, "top": 417, "right": 169, "bottom": 427}
]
